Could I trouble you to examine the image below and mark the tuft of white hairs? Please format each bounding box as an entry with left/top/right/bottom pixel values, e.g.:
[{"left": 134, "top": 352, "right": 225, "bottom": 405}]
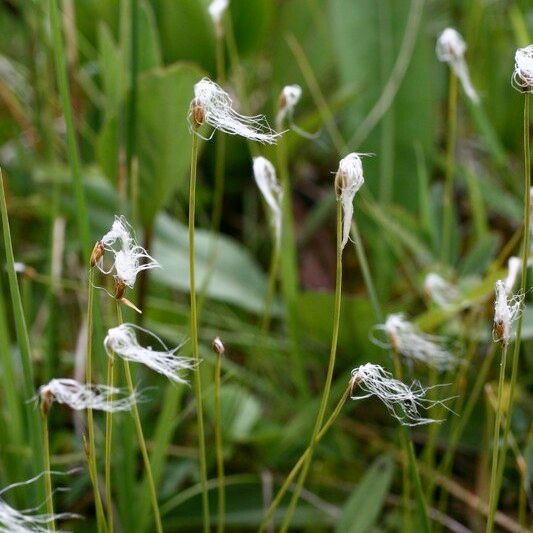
[
  {"left": 105, "top": 324, "right": 196, "bottom": 384},
  {"left": 208, "top": 0, "right": 229, "bottom": 38},
  {"left": 97, "top": 216, "right": 159, "bottom": 289},
  {"left": 252, "top": 157, "right": 283, "bottom": 246},
  {"left": 38, "top": 379, "right": 138, "bottom": 412},
  {"left": 350, "top": 363, "right": 451, "bottom": 426},
  {"left": 424, "top": 273, "right": 460, "bottom": 309},
  {"left": 436, "top": 28, "right": 479, "bottom": 103},
  {"left": 377, "top": 313, "right": 458, "bottom": 371},
  {"left": 493, "top": 280, "right": 524, "bottom": 346},
  {"left": 335, "top": 153, "right": 365, "bottom": 251},
  {"left": 504, "top": 256, "right": 521, "bottom": 295},
  {"left": 189, "top": 78, "right": 282, "bottom": 144},
  {"left": 512, "top": 45, "right": 533, "bottom": 93},
  {"left": 276, "top": 84, "right": 302, "bottom": 128}
]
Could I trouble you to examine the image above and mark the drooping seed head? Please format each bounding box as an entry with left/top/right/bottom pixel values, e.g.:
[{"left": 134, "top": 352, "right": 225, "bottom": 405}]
[
  {"left": 212, "top": 336, "right": 225, "bottom": 356},
  {"left": 276, "top": 84, "right": 302, "bottom": 128},
  {"left": 424, "top": 273, "right": 460, "bottom": 309},
  {"left": 512, "top": 45, "right": 533, "bottom": 93}
]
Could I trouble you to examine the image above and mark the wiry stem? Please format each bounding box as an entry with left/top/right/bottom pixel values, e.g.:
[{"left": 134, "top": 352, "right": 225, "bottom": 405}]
[
  {"left": 215, "top": 349, "right": 225, "bottom": 533},
  {"left": 278, "top": 201, "right": 343, "bottom": 532},
  {"left": 189, "top": 133, "right": 210, "bottom": 533},
  {"left": 259, "top": 386, "right": 350, "bottom": 532},
  {"left": 260, "top": 242, "right": 281, "bottom": 334},
  {"left": 487, "top": 93, "right": 530, "bottom": 532},
  {"left": 441, "top": 71, "right": 458, "bottom": 264},
  {"left": 104, "top": 345, "right": 115, "bottom": 533},
  {"left": 42, "top": 411, "right": 55, "bottom": 532}
]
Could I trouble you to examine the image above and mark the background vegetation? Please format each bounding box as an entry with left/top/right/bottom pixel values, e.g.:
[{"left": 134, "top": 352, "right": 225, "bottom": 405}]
[{"left": 0, "top": 0, "right": 531, "bottom": 530}]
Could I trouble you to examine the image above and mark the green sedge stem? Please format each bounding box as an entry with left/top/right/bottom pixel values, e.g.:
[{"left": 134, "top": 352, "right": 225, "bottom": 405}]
[
  {"left": 487, "top": 93, "right": 530, "bottom": 532},
  {"left": 215, "top": 349, "right": 225, "bottom": 533},
  {"left": 104, "top": 347, "right": 115, "bottom": 533},
  {"left": 260, "top": 242, "right": 281, "bottom": 335},
  {"left": 259, "top": 386, "right": 350, "bottom": 532},
  {"left": 42, "top": 410, "right": 55, "bottom": 532},
  {"left": 441, "top": 71, "right": 458, "bottom": 264},
  {"left": 189, "top": 133, "right": 210, "bottom": 533},
  {"left": 278, "top": 201, "right": 343, "bottom": 532}
]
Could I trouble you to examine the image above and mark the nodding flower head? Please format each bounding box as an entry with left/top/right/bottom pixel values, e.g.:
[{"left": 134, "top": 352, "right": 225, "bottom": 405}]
[
  {"left": 512, "top": 45, "right": 533, "bottom": 93},
  {"left": 350, "top": 363, "right": 452, "bottom": 426},
  {"left": 95, "top": 216, "right": 160, "bottom": 293},
  {"left": 504, "top": 256, "right": 521, "bottom": 295},
  {"left": 276, "top": 84, "right": 302, "bottom": 128},
  {"left": 189, "top": 78, "right": 282, "bottom": 143},
  {"left": 335, "top": 153, "right": 365, "bottom": 251},
  {"left": 493, "top": 280, "right": 523, "bottom": 346},
  {"left": 105, "top": 323, "right": 196, "bottom": 384},
  {"left": 208, "top": 0, "right": 229, "bottom": 38},
  {"left": 38, "top": 378, "right": 138, "bottom": 412},
  {"left": 436, "top": 28, "right": 478, "bottom": 102},
  {"left": 252, "top": 157, "right": 283, "bottom": 246},
  {"left": 378, "top": 313, "right": 457, "bottom": 371},
  {"left": 424, "top": 273, "right": 459, "bottom": 309}
]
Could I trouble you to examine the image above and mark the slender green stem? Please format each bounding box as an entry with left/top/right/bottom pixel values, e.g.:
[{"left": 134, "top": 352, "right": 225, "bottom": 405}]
[
  {"left": 188, "top": 133, "right": 210, "bottom": 533},
  {"left": 487, "top": 93, "right": 530, "bottom": 532},
  {"left": 259, "top": 386, "right": 350, "bottom": 532},
  {"left": 276, "top": 135, "right": 307, "bottom": 398},
  {"left": 42, "top": 411, "right": 55, "bottom": 532},
  {"left": 441, "top": 72, "right": 458, "bottom": 264},
  {"left": 85, "top": 270, "right": 107, "bottom": 533},
  {"left": 0, "top": 168, "right": 44, "bottom": 489},
  {"left": 260, "top": 242, "right": 281, "bottom": 334},
  {"left": 48, "top": 0, "right": 91, "bottom": 264},
  {"left": 279, "top": 201, "right": 343, "bottom": 532},
  {"left": 104, "top": 349, "right": 115, "bottom": 533},
  {"left": 214, "top": 350, "right": 225, "bottom": 533}
]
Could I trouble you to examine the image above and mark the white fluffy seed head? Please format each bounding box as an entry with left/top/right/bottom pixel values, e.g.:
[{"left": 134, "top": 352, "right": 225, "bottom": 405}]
[
  {"left": 38, "top": 379, "right": 137, "bottom": 412},
  {"left": 208, "top": 0, "right": 229, "bottom": 38},
  {"left": 252, "top": 157, "right": 283, "bottom": 246},
  {"left": 335, "top": 153, "right": 365, "bottom": 250},
  {"left": 105, "top": 324, "right": 196, "bottom": 384},
  {"left": 276, "top": 84, "right": 302, "bottom": 128},
  {"left": 512, "top": 45, "right": 533, "bottom": 93},
  {"left": 493, "top": 280, "right": 523, "bottom": 346},
  {"left": 96, "top": 216, "right": 159, "bottom": 289},
  {"left": 350, "top": 363, "right": 449, "bottom": 426},
  {"left": 381, "top": 313, "right": 457, "bottom": 371},
  {"left": 189, "top": 78, "right": 282, "bottom": 144},
  {"left": 504, "top": 256, "right": 521, "bottom": 295},
  {"left": 436, "top": 28, "right": 478, "bottom": 102}
]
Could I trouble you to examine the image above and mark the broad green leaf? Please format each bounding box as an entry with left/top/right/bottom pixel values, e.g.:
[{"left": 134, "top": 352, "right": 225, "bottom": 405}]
[
  {"left": 135, "top": 63, "right": 204, "bottom": 226},
  {"left": 335, "top": 454, "right": 395, "bottom": 533}
]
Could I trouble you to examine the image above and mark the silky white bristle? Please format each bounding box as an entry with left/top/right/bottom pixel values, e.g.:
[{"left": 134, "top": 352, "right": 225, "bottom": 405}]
[{"left": 512, "top": 45, "right": 533, "bottom": 93}]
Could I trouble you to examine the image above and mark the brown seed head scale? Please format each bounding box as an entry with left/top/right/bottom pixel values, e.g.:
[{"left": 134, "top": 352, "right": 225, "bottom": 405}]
[
  {"left": 191, "top": 98, "right": 205, "bottom": 129},
  {"left": 90, "top": 241, "right": 105, "bottom": 267},
  {"left": 40, "top": 388, "right": 54, "bottom": 417}
]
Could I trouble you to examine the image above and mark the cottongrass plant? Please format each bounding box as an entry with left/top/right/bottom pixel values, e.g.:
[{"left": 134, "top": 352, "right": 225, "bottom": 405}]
[
  {"left": 278, "top": 154, "right": 364, "bottom": 532},
  {"left": 104, "top": 324, "right": 195, "bottom": 384},
  {"left": 436, "top": 28, "right": 478, "bottom": 103},
  {"left": 487, "top": 52, "right": 531, "bottom": 530},
  {"left": 376, "top": 313, "right": 458, "bottom": 371},
  {"left": 188, "top": 79, "right": 282, "bottom": 532},
  {"left": 350, "top": 363, "right": 451, "bottom": 426},
  {"left": 424, "top": 272, "right": 460, "bottom": 309}
]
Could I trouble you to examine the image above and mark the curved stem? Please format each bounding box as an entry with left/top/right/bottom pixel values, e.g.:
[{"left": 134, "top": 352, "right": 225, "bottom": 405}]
[
  {"left": 259, "top": 386, "right": 350, "bottom": 532},
  {"left": 487, "top": 93, "right": 530, "bottom": 532},
  {"left": 215, "top": 351, "right": 225, "bottom": 533},
  {"left": 189, "top": 133, "right": 210, "bottom": 533},
  {"left": 278, "top": 201, "right": 343, "bottom": 532},
  {"left": 441, "top": 71, "right": 458, "bottom": 265}
]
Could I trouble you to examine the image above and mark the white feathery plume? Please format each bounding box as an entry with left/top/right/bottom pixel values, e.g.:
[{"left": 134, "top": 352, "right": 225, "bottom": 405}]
[
  {"left": 335, "top": 153, "right": 365, "bottom": 251},
  {"left": 424, "top": 273, "right": 460, "bottom": 309},
  {"left": 96, "top": 216, "right": 160, "bottom": 289},
  {"left": 276, "top": 84, "right": 302, "bottom": 128},
  {"left": 377, "top": 313, "right": 457, "bottom": 371},
  {"left": 252, "top": 157, "right": 283, "bottom": 246},
  {"left": 189, "top": 78, "right": 282, "bottom": 143},
  {"left": 493, "top": 280, "right": 523, "bottom": 346},
  {"left": 105, "top": 323, "right": 196, "bottom": 384},
  {"left": 208, "top": 0, "right": 229, "bottom": 38},
  {"left": 38, "top": 379, "right": 138, "bottom": 412},
  {"left": 436, "top": 28, "right": 479, "bottom": 103},
  {"left": 350, "top": 363, "right": 450, "bottom": 426},
  {"left": 504, "top": 256, "right": 521, "bottom": 295},
  {"left": 512, "top": 45, "right": 533, "bottom": 93}
]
